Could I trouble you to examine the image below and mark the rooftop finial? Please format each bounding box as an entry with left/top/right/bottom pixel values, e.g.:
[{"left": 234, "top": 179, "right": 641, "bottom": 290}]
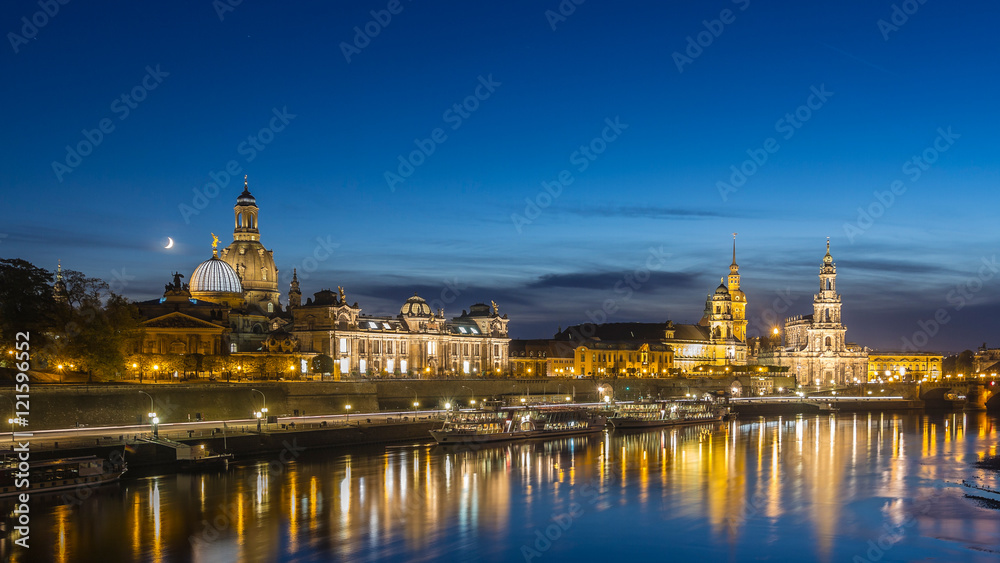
[
  {"left": 57, "top": 259, "right": 63, "bottom": 280},
  {"left": 732, "top": 232, "right": 737, "bottom": 265},
  {"left": 211, "top": 232, "right": 220, "bottom": 257},
  {"left": 244, "top": 174, "right": 248, "bottom": 189}
]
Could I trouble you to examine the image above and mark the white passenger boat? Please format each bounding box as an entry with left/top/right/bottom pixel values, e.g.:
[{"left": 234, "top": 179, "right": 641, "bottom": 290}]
[
  {"left": 430, "top": 404, "right": 606, "bottom": 445},
  {"left": 608, "top": 399, "right": 726, "bottom": 429}
]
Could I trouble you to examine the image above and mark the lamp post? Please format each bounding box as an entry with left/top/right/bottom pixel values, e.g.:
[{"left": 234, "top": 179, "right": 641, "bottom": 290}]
[
  {"left": 0, "top": 396, "right": 14, "bottom": 442},
  {"left": 255, "top": 411, "right": 262, "bottom": 432},
  {"left": 138, "top": 391, "right": 157, "bottom": 437},
  {"left": 251, "top": 388, "right": 268, "bottom": 429},
  {"left": 345, "top": 404, "right": 352, "bottom": 423}
]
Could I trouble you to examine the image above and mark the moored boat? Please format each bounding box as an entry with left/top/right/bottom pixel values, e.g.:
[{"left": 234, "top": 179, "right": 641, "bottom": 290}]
[
  {"left": 430, "top": 404, "right": 606, "bottom": 445},
  {"left": 608, "top": 399, "right": 726, "bottom": 429},
  {"left": 0, "top": 455, "right": 127, "bottom": 497}
]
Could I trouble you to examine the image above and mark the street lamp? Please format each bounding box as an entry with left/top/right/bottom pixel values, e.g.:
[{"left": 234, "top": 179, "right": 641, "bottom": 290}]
[
  {"left": 345, "top": 404, "right": 352, "bottom": 423},
  {"left": 413, "top": 401, "right": 420, "bottom": 411},
  {"left": 138, "top": 391, "right": 157, "bottom": 436},
  {"left": 255, "top": 411, "right": 263, "bottom": 432}
]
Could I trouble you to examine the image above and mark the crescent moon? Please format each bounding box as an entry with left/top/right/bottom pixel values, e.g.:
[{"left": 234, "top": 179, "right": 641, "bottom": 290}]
[{"left": 165, "top": 237, "right": 174, "bottom": 249}]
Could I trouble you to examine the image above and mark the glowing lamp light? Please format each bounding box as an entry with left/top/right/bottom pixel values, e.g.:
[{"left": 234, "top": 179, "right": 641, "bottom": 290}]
[
  {"left": 152, "top": 417, "right": 160, "bottom": 424},
  {"left": 444, "top": 403, "right": 451, "bottom": 409}
]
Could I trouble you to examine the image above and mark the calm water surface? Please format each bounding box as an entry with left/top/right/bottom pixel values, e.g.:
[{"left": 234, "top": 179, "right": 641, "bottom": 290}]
[{"left": 5, "top": 412, "right": 1000, "bottom": 562}]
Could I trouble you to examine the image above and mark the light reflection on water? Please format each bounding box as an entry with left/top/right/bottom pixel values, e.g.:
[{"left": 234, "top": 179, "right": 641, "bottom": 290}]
[{"left": 5, "top": 412, "right": 1000, "bottom": 562}]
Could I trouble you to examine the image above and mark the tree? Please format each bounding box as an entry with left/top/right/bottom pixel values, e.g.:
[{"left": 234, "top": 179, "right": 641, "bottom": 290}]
[
  {"left": 63, "top": 294, "right": 144, "bottom": 381},
  {"left": 312, "top": 354, "right": 334, "bottom": 374},
  {"left": 0, "top": 258, "right": 57, "bottom": 356}
]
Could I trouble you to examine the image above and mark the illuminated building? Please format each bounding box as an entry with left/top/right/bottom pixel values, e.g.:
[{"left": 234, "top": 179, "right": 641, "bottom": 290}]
[
  {"left": 549, "top": 240, "right": 750, "bottom": 371},
  {"left": 574, "top": 341, "right": 673, "bottom": 377},
  {"left": 291, "top": 293, "right": 510, "bottom": 378},
  {"left": 758, "top": 240, "right": 868, "bottom": 386},
  {"left": 508, "top": 339, "right": 575, "bottom": 377},
  {"left": 867, "top": 353, "right": 942, "bottom": 381}
]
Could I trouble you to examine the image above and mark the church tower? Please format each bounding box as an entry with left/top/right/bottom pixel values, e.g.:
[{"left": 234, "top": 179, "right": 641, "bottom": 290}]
[
  {"left": 52, "top": 260, "right": 69, "bottom": 304},
  {"left": 809, "top": 238, "right": 846, "bottom": 352},
  {"left": 288, "top": 268, "right": 302, "bottom": 309},
  {"left": 220, "top": 176, "right": 281, "bottom": 314},
  {"left": 726, "top": 233, "right": 747, "bottom": 341}
]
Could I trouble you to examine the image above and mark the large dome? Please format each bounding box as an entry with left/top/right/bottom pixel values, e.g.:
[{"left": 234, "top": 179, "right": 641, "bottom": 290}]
[
  {"left": 191, "top": 257, "right": 243, "bottom": 294},
  {"left": 400, "top": 294, "right": 432, "bottom": 317}
]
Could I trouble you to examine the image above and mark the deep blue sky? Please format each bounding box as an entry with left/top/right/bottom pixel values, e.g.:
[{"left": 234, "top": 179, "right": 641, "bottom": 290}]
[{"left": 3, "top": 1, "right": 999, "bottom": 353}]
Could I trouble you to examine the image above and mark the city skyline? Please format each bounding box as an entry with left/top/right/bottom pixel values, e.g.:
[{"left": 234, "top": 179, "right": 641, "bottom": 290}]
[{"left": 4, "top": 1, "right": 999, "bottom": 352}]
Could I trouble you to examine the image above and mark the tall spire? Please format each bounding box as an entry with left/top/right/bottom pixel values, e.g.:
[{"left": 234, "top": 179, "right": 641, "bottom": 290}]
[
  {"left": 56, "top": 259, "right": 63, "bottom": 281},
  {"left": 732, "top": 232, "right": 737, "bottom": 265}
]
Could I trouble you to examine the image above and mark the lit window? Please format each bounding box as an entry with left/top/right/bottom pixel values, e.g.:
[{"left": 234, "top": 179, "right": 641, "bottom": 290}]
[
  {"left": 267, "top": 302, "right": 273, "bottom": 313},
  {"left": 400, "top": 360, "right": 407, "bottom": 374},
  {"left": 470, "top": 327, "right": 479, "bottom": 334},
  {"left": 359, "top": 359, "right": 367, "bottom": 374},
  {"left": 463, "top": 360, "right": 470, "bottom": 374},
  {"left": 369, "top": 321, "right": 378, "bottom": 329},
  {"left": 459, "top": 327, "right": 467, "bottom": 334},
  {"left": 230, "top": 343, "right": 237, "bottom": 353},
  {"left": 339, "top": 338, "right": 347, "bottom": 354},
  {"left": 383, "top": 322, "right": 391, "bottom": 330},
  {"left": 340, "top": 357, "right": 349, "bottom": 374},
  {"left": 387, "top": 359, "right": 394, "bottom": 372}
]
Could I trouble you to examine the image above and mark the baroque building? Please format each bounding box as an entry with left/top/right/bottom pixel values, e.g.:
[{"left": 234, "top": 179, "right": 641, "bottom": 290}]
[
  {"left": 758, "top": 240, "right": 868, "bottom": 386},
  {"left": 543, "top": 239, "right": 750, "bottom": 372},
  {"left": 290, "top": 290, "right": 510, "bottom": 377},
  {"left": 219, "top": 177, "right": 282, "bottom": 314}
]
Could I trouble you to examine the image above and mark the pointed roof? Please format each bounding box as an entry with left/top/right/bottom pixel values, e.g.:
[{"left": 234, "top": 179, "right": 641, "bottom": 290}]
[{"left": 237, "top": 175, "right": 257, "bottom": 206}]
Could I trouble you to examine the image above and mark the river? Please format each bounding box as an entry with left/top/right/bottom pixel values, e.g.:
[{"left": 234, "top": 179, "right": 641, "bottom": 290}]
[{"left": 4, "top": 411, "right": 999, "bottom": 562}]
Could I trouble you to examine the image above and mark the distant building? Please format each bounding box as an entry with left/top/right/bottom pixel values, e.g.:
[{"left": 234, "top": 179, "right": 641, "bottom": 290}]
[
  {"left": 757, "top": 240, "right": 868, "bottom": 386},
  {"left": 974, "top": 344, "right": 1000, "bottom": 374},
  {"left": 574, "top": 341, "right": 673, "bottom": 377},
  {"left": 866, "top": 352, "right": 942, "bottom": 382},
  {"left": 508, "top": 339, "right": 575, "bottom": 377}
]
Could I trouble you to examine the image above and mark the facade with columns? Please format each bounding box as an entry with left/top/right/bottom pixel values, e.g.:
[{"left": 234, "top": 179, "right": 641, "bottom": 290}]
[
  {"left": 758, "top": 241, "right": 869, "bottom": 386},
  {"left": 290, "top": 290, "right": 510, "bottom": 377}
]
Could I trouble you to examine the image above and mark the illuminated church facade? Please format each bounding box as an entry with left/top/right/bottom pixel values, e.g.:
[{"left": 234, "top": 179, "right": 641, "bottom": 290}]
[{"left": 757, "top": 240, "right": 869, "bottom": 386}]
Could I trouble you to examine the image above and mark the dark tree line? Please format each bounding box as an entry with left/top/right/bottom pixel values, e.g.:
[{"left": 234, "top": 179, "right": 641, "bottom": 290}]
[{"left": 0, "top": 258, "right": 144, "bottom": 381}]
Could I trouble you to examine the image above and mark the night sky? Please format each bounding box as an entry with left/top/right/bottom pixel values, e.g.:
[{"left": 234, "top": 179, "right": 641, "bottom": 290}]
[{"left": 3, "top": 1, "right": 998, "bottom": 353}]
